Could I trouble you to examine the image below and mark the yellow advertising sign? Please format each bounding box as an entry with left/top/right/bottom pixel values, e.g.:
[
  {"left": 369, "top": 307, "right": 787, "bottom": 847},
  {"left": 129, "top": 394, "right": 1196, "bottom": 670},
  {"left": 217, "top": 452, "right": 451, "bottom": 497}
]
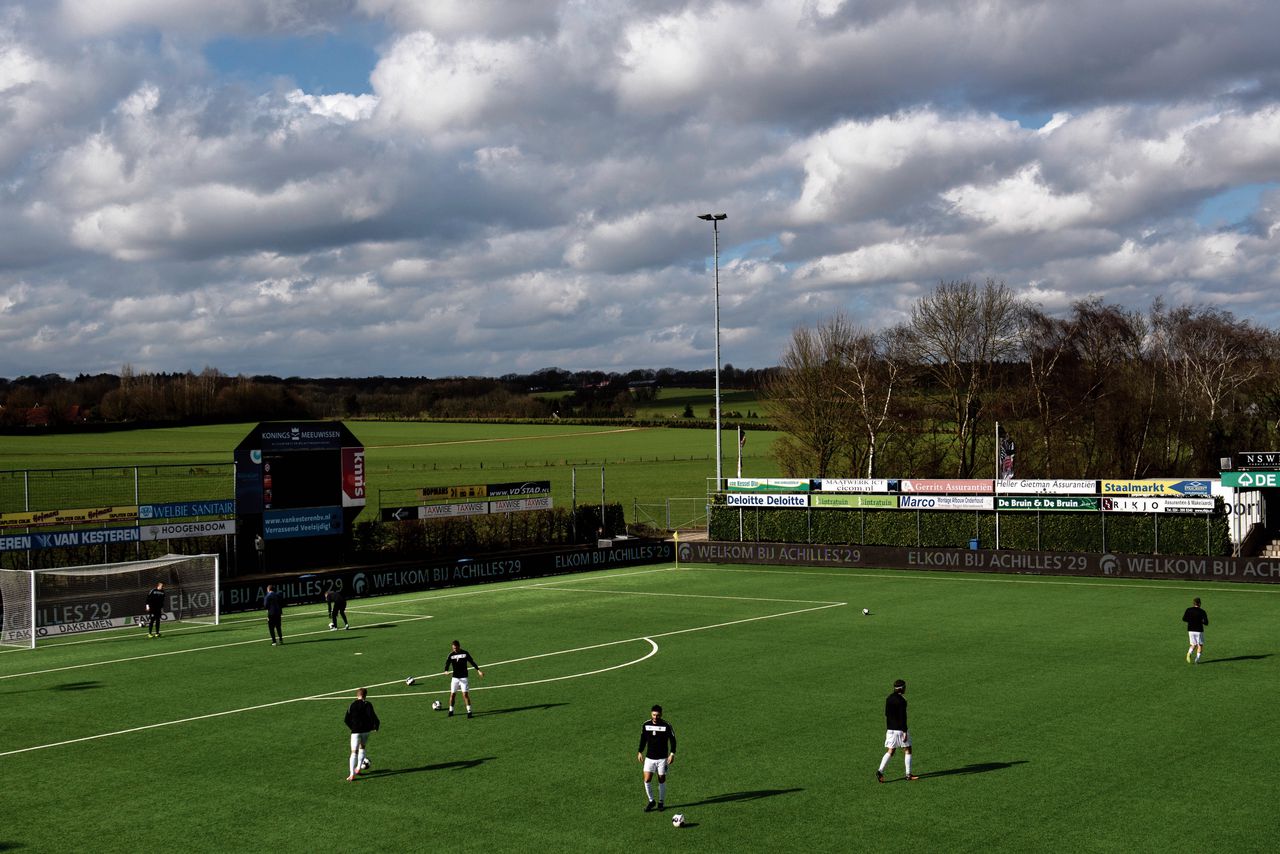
[{"left": 0, "top": 506, "right": 139, "bottom": 529}]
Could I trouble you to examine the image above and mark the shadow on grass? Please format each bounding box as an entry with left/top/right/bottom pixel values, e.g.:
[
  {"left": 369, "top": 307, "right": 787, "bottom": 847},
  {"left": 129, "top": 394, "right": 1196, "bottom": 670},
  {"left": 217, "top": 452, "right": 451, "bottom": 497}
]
[
  {"left": 0, "top": 842, "right": 26, "bottom": 851},
  {"left": 914, "top": 760, "right": 1028, "bottom": 780},
  {"left": 672, "top": 788, "right": 803, "bottom": 808},
  {"left": 52, "top": 680, "right": 104, "bottom": 692},
  {"left": 363, "top": 757, "right": 496, "bottom": 778},
  {"left": 473, "top": 702, "right": 568, "bottom": 718},
  {"left": 1199, "top": 654, "right": 1271, "bottom": 665}
]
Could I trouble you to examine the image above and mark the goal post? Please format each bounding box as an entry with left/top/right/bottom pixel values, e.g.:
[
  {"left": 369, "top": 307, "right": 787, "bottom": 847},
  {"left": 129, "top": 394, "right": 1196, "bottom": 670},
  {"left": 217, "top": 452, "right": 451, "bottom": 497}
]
[{"left": 0, "top": 554, "right": 219, "bottom": 649}]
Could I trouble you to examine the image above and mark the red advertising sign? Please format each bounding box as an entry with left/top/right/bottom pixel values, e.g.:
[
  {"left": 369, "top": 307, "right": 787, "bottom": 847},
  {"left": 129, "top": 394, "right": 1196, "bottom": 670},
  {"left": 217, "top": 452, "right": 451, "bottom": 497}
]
[
  {"left": 341, "top": 447, "right": 366, "bottom": 507},
  {"left": 899, "top": 479, "right": 993, "bottom": 494}
]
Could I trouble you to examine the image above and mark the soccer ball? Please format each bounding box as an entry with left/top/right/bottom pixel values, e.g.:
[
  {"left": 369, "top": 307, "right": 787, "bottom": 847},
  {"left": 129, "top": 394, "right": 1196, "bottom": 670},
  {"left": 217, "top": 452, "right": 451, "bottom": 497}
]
[
  {"left": 360, "top": 757, "right": 370, "bottom": 770},
  {"left": 405, "top": 676, "right": 416, "bottom": 686},
  {"left": 431, "top": 700, "right": 442, "bottom": 710},
  {"left": 862, "top": 608, "right": 870, "bottom": 615},
  {"left": 671, "top": 814, "right": 685, "bottom": 827}
]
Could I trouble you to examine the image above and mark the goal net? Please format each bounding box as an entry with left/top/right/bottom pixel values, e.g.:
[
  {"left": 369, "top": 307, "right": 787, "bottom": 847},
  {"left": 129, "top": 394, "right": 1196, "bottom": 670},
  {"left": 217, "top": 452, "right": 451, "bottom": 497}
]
[{"left": 0, "top": 553, "right": 219, "bottom": 649}]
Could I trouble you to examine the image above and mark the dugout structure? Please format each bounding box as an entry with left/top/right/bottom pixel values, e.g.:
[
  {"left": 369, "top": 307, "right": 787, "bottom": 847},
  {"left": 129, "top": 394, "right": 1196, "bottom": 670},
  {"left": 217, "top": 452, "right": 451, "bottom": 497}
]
[{"left": 0, "top": 553, "right": 219, "bottom": 649}]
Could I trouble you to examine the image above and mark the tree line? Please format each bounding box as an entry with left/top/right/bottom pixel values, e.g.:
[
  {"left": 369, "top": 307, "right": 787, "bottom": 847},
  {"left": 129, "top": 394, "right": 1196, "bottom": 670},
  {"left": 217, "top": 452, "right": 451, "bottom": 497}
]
[
  {"left": 767, "top": 280, "right": 1277, "bottom": 479},
  {"left": 0, "top": 364, "right": 773, "bottom": 427}
]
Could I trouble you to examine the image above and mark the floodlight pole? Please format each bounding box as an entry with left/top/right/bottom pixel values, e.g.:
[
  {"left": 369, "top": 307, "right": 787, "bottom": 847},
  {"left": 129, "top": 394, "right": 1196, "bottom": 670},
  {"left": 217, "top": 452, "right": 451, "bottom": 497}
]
[{"left": 698, "top": 213, "right": 727, "bottom": 491}]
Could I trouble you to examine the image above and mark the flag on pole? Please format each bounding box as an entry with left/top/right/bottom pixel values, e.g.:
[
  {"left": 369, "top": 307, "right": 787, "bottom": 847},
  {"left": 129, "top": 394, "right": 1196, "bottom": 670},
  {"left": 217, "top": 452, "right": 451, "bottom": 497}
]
[{"left": 997, "top": 428, "right": 1015, "bottom": 480}]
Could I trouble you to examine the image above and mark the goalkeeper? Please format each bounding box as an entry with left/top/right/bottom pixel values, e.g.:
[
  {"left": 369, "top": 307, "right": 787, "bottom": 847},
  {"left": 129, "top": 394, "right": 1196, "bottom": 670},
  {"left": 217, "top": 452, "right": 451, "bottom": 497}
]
[{"left": 143, "top": 581, "right": 166, "bottom": 638}]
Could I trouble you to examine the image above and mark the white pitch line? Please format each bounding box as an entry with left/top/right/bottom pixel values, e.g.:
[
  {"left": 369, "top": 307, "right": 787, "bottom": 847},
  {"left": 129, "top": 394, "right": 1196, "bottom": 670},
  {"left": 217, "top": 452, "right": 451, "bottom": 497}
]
[
  {"left": 0, "top": 614, "right": 435, "bottom": 682},
  {"left": 306, "top": 638, "right": 663, "bottom": 701},
  {"left": 517, "top": 582, "right": 842, "bottom": 606},
  {"left": 685, "top": 564, "right": 1280, "bottom": 594},
  {"left": 0, "top": 600, "right": 840, "bottom": 756}
]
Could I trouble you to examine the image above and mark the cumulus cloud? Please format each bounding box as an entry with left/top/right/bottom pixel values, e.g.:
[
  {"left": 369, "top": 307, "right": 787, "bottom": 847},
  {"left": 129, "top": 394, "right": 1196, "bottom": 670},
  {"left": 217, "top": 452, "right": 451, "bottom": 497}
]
[{"left": 1, "top": 0, "right": 1280, "bottom": 377}]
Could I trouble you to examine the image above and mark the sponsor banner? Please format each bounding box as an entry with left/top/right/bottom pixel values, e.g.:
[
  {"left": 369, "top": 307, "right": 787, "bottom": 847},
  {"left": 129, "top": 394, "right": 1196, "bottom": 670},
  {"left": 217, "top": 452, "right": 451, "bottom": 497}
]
[
  {"left": 1101, "top": 497, "right": 1216, "bottom": 514},
  {"left": 417, "top": 482, "right": 551, "bottom": 501},
  {"left": 996, "top": 479, "right": 1098, "bottom": 495},
  {"left": 1220, "top": 471, "right": 1280, "bottom": 488},
  {"left": 900, "top": 479, "right": 993, "bottom": 494},
  {"left": 141, "top": 519, "right": 236, "bottom": 540},
  {"left": 899, "top": 495, "right": 994, "bottom": 510},
  {"left": 263, "top": 507, "right": 343, "bottom": 540},
  {"left": 382, "top": 503, "right": 489, "bottom": 522},
  {"left": 0, "top": 526, "right": 142, "bottom": 552},
  {"left": 139, "top": 500, "right": 235, "bottom": 520},
  {"left": 725, "top": 493, "right": 810, "bottom": 508},
  {"left": 341, "top": 447, "right": 367, "bottom": 507},
  {"left": 816, "top": 479, "right": 892, "bottom": 493},
  {"left": 678, "top": 541, "right": 1280, "bottom": 584},
  {"left": 810, "top": 494, "right": 899, "bottom": 509},
  {"left": 423, "top": 502, "right": 490, "bottom": 519},
  {"left": 490, "top": 497, "right": 554, "bottom": 514},
  {"left": 255, "top": 424, "right": 348, "bottom": 451},
  {"left": 726, "top": 479, "right": 812, "bottom": 493},
  {"left": 215, "top": 540, "right": 674, "bottom": 613},
  {"left": 486, "top": 481, "right": 552, "bottom": 498},
  {"left": 234, "top": 449, "right": 264, "bottom": 514},
  {"left": 996, "top": 496, "right": 1099, "bottom": 511},
  {"left": 35, "top": 614, "right": 167, "bottom": 638},
  {"left": 1233, "top": 451, "right": 1280, "bottom": 470},
  {"left": 0, "top": 506, "right": 139, "bottom": 530},
  {"left": 1101, "top": 479, "right": 1215, "bottom": 496}
]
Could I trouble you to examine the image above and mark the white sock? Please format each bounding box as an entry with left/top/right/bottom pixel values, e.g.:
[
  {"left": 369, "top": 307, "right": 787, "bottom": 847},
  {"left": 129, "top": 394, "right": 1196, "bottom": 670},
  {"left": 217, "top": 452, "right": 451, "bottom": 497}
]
[
  {"left": 466, "top": 704, "right": 472, "bottom": 712},
  {"left": 357, "top": 748, "right": 366, "bottom": 768},
  {"left": 658, "top": 782, "right": 666, "bottom": 801},
  {"left": 349, "top": 753, "right": 357, "bottom": 775},
  {"left": 449, "top": 706, "right": 454, "bottom": 713},
  {"left": 1195, "top": 651, "right": 1201, "bottom": 661},
  {"left": 644, "top": 781, "right": 653, "bottom": 801},
  {"left": 905, "top": 754, "right": 913, "bottom": 775},
  {"left": 878, "top": 752, "right": 892, "bottom": 772}
]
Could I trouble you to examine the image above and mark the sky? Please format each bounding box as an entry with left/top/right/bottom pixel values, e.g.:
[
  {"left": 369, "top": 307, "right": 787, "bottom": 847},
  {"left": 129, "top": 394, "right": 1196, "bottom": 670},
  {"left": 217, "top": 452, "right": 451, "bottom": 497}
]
[{"left": 1, "top": 0, "right": 1279, "bottom": 380}]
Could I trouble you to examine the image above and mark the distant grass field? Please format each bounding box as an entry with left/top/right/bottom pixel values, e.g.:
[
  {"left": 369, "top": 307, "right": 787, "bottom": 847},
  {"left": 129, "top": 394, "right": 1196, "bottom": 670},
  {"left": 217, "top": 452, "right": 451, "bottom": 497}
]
[
  {"left": 0, "top": 421, "right": 784, "bottom": 526},
  {"left": 630, "top": 387, "right": 769, "bottom": 422},
  {"left": 2, "top": 561, "right": 1274, "bottom": 853}
]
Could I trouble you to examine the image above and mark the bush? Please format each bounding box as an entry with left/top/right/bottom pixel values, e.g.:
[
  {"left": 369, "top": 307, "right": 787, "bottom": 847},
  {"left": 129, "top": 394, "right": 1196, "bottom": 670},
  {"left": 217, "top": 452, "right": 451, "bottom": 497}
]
[{"left": 709, "top": 507, "right": 1231, "bottom": 556}]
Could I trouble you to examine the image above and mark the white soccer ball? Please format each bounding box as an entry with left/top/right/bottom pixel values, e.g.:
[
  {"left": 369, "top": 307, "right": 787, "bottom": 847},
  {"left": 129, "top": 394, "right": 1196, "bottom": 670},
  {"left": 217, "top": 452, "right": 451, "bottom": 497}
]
[
  {"left": 862, "top": 608, "right": 870, "bottom": 615},
  {"left": 431, "top": 700, "right": 442, "bottom": 710},
  {"left": 671, "top": 814, "right": 685, "bottom": 827},
  {"left": 405, "top": 676, "right": 416, "bottom": 685}
]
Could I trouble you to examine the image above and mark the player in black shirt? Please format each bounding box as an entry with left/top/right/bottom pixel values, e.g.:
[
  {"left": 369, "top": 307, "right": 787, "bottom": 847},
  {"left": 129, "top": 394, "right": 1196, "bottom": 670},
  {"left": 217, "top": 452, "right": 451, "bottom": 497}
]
[
  {"left": 1182, "top": 596, "right": 1209, "bottom": 664},
  {"left": 344, "top": 687, "right": 380, "bottom": 782},
  {"left": 264, "top": 585, "right": 285, "bottom": 645},
  {"left": 876, "top": 679, "right": 918, "bottom": 782},
  {"left": 325, "top": 589, "right": 349, "bottom": 631},
  {"left": 637, "top": 704, "right": 677, "bottom": 811},
  {"left": 443, "top": 640, "right": 483, "bottom": 718},
  {"left": 144, "top": 582, "right": 165, "bottom": 638}
]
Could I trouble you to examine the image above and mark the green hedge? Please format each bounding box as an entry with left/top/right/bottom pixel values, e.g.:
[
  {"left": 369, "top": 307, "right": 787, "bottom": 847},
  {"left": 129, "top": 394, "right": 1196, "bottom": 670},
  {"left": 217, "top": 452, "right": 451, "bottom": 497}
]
[
  {"left": 710, "top": 507, "right": 1231, "bottom": 556},
  {"left": 351, "top": 503, "right": 627, "bottom": 562}
]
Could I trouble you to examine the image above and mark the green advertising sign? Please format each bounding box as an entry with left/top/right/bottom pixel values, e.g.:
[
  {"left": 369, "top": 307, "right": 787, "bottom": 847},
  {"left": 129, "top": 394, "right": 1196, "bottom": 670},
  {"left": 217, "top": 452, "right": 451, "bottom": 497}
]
[
  {"left": 810, "top": 494, "right": 899, "bottom": 509},
  {"left": 996, "top": 496, "right": 1099, "bottom": 511},
  {"left": 1220, "top": 470, "right": 1280, "bottom": 488}
]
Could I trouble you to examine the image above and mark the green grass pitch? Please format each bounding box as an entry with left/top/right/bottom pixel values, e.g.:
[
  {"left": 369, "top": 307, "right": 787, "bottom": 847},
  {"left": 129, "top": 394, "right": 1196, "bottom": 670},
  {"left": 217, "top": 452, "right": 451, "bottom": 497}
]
[{"left": 2, "top": 563, "right": 1276, "bottom": 852}]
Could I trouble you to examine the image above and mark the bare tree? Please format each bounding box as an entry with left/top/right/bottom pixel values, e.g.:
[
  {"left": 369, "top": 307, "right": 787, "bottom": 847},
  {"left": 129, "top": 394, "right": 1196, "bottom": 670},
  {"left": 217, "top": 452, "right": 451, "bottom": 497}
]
[
  {"left": 905, "top": 280, "right": 1022, "bottom": 476},
  {"left": 837, "top": 325, "right": 907, "bottom": 477},
  {"left": 766, "top": 315, "right": 858, "bottom": 477}
]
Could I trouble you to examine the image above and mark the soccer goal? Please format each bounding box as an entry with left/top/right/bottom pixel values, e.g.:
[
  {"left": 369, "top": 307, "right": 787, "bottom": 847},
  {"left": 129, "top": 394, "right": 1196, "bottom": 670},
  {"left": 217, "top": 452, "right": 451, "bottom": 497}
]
[{"left": 0, "top": 553, "right": 219, "bottom": 649}]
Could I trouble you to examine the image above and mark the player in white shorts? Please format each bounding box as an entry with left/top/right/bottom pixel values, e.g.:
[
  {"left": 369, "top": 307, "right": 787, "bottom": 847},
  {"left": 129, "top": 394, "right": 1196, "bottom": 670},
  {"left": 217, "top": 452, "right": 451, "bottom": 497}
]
[
  {"left": 637, "top": 704, "right": 677, "bottom": 812},
  {"left": 443, "top": 640, "right": 484, "bottom": 717},
  {"left": 1182, "top": 597, "right": 1208, "bottom": 663},
  {"left": 343, "top": 687, "right": 380, "bottom": 782},
  {"left": 876, "top": 679, "right": 919, "bottom": 782}
]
